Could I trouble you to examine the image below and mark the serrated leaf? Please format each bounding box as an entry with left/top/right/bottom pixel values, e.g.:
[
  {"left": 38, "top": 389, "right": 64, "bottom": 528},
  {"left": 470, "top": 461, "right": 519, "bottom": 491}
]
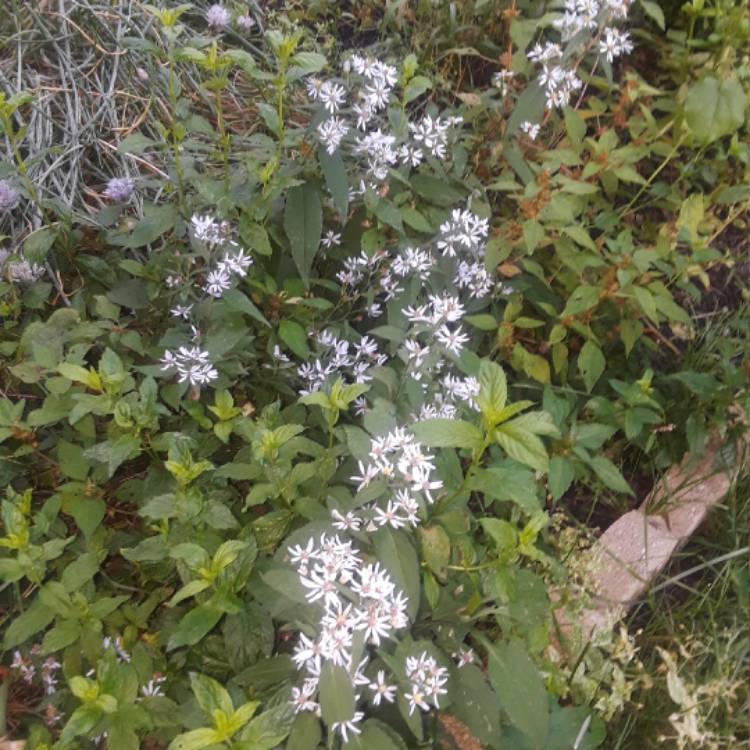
[
  {"left": 548, "top": 457, "right": 575, "bottom": 501},
  {"left": 410, "top": 419, "right": 482, "bottom": 450},
  {"left": 588, "top": 456, "right": 633, "bottom": 495},
  {"left": 494, "top": 418, "right": 549, "bottom": 473},
  {"left": 684, "top": 77, "right": 746, "bottom": 144}
]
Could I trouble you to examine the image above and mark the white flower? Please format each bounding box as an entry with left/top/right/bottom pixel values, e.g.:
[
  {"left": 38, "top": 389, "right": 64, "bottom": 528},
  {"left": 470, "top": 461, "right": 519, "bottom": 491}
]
[
  {"left": 160, "top": 347, "right": 218, "bottom": 387},
  {"left": 453, "top": 648, "right": 475, "bottom": 668},
  {"left": 599, "top": 28, "right": 634, "bottom": 62},
  {"left": 318, "top": 117, "right": 349, "bottom": 154},
  {"left": 368, "top": 671, "right": 396, "bottom": 706},
  {"left": 321, "top": 230, "right": 342, "bottom": 249},
  {"left": 217, "top": 248, "right": 253, "bottom": 277},
  {"left": 520, "top": 121, "right": 540, "bottom": 141},
  {"left": 319, "top": 81, "right": 347, "bottom": 114},
  {"left": 492, "top": 69, "right": 514, "bottom": 96},
  {"left": 331, "top": 712, "right": 364, "bottom": 743},
  {"left": 141, "top": 674, "right": 166, "bottom": 697},
  {"left": 204, "top": 268, "right": 232, "bottom": 298},
  {"left": 170, "top": 304, "right": 193, "bottom": 320},
  {"left": 436, "top": 324, "right": 469, "bottom": 355},
  {"left": 332, "top": 509, "right": 362, "bottom": 531},
  {"left": 290, "top": 682, "right": 319, "bottom": 714},
  {"left": 191, "top": 214, "right": 222, "bottom": 244},
  {"left": 404, "top": 684, "right": 429, "bottom": 715}
]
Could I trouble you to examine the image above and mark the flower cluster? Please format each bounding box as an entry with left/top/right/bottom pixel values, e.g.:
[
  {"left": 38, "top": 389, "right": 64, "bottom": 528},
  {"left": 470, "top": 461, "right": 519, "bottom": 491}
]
[
  {"left": 350, "top": 427, "right": 442, "bottom": 506},
  {"left": 297, "top": 330, "right": 387, "bottom": 396},
  {"left": 103, "top": 176, "right": 134, "bottom": 203},
  {"left": 517, "top": 0, "right": 633, "bottom": 139},
  {"left": 288, "top": 201, "right": 506, "bottom": 418},
  {"left": 288, "top": 533, "right": 407, "bottom": 741},
  {"left": 0, "top": 251, "right": 45, "bottom": 285},
  {"left": 307, "top": 53, "right": 462, "bottom": 190},
  {"left": 0, "top": 179, "right": 20, "bottom": 212},
  {"left": 11, "top": 649, "right": 61, "bottom": 695},
  {"left": 403, "top": 651, "right": 450, "bottom": 715},
  {"left": 160, "top": 346, "right": 219, "bottom": 387},
  {"left": 158, "top": 214, "right": 256, "bottom": 387}
]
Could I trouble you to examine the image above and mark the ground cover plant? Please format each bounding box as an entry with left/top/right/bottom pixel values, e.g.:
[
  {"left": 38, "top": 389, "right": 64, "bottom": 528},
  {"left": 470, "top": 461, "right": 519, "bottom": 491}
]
[{"left": 0, "top": 0, "right": 748, "bottom": 748}]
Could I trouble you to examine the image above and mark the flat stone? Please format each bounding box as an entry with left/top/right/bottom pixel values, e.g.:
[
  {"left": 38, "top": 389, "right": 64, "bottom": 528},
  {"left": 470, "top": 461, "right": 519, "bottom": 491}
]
[{"left": 553, "top": 425, "right": 746, "bottom": 653}]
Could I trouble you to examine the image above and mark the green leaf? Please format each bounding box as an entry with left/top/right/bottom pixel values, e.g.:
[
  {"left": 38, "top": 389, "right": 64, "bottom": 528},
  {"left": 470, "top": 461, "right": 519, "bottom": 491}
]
[
  {"left": 62, "top": 552, "right": 101, "bottom": 591},
  {"left": 239, "top": 217, "right": 272, "bottom": 256},
  {"left": 57, "top": 439, "right": 89, "bottom": 480},
  {"left": 418, "top": 525, "right": 451, "bottom": 577},
  {"left": 373, "top": 528, "right": 420, "bottom": 619},
  {"left": 494, "top": 418, "right": 549, "bottom": 473},
  {"left": 588, "top": 456, "right": 633, "bottom": 495},
  {"left": 355, "top": 720, "right": 407, "bottom": 750},
  {"left": 684, "top": 77, "right": 746, "bottom": 144},
  {"left": 563, "top": 107, "right": 586, "bottom": 144},
  {"left": 318, "top": 147, "right": 348, "bottom": 217},
  {"left": 223, "top": 606, "right": 274, "bottom": 669},
  {"left": 468, "top": 466, "right": 541, "bottom": 513},
  {"left": 562, "top": 285, "right": 599, "bottom": 316},
  {"left": 60, "top": 704, "right": 103, "bottom": 745},
  {"left": 451, "top": 665, "right": 501, "bottom": 747},
  {"left": 480, "top": 518, "right": 517, "bottom": 553},
  {"left": 403, "top": 75, "right": 432, "bottom": 103},
  {"left": 548, "top": 457, "right": 575, "bottom": 501},
  {"left": 639, "top": 0, "right": 665, "bottom": 29},
  {"left": 287, "top": 713, "right": 322, "bottom": 750},
  {"left": 41, "top": 619, "right": 80, "bottom": 653},
  {"left": 410, "top": 174, "right": 464, "bottom": 206},
  {"left": 66, "top": 497, "right": 107, "bottom": 539},
  {"left": 3, "top": 598, "right": 55, "bottom": 649},
  {"left": 124, "top": 204, "right": 178, "bottom": 248},
  {"left": 476, "top": 359, "right": 507, "bottom": 427},
  {"left": 190, "top": 672, "right": 234, "bottom": 718},
  {"left": 279, "top": 319, "right": 310, "bottom": 359},
  {"left": 410, "top": 419, "right": 482, "bottom": 450},
  {"left": 223, "top": 289, "right": 270, "bottom": 327},
  {"left": 484, "top": 638, "right": 549, "bottom": 748},
  {"left": 84, "top": 435, "right": 141, "bottom": 479},
  {"left": 167, "top": 728, "right": 223, "bottom": 750},
  {"left": 578, "top": 341, "right": 605, "bottom": 392},
  {"left": 238, "top": 703, "right": 295, "bottom": 747},
  {"left": 284, "top": 182, "right": 322, "bottom": 285},
  {"left": 167, "top": 602, "right": 223, "bottom": 651},
  {"left": 107, "top": 279, "right": 150, "bottom": 309},
  {"left": 319, "top": 662, "right": 356, "bottom": 725}
]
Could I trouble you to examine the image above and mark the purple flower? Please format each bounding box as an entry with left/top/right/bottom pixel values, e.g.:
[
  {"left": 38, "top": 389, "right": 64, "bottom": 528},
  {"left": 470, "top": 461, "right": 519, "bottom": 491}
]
[
  {"left": 103, "top": 177, "right": 134, "bottom": 202},
  {"left": 206, "top": 4, "right": 231, "bottom": 30},
  {"left": 236, "top": 14, "right": 255, "bottom": 31},
  {"left": 0, "top": 180, "right": 20, "bottom": 212}
]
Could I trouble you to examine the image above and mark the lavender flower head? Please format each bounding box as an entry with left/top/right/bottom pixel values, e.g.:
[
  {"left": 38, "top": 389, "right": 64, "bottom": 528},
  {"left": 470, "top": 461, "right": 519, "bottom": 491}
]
[
  {"left": 0, "top": 179, "right": 20, "bottom": 212},
  {"left": 103, "top": 176, "right": 134, "bottom": 203},
  {"left": 206, "top": 4, "right": 231, "bottom": 30},
  {"left": 236, "top": 14, "right": 255, "bottom": 31}
]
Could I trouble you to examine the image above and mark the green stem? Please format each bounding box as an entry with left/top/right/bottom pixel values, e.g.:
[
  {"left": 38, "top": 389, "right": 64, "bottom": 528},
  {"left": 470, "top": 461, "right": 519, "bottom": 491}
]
[
  {"left": 617, "top": 131, "right": 687, "bottom": 219},
  {"left": 0, "top": 678, "right": 8, "bottom": 738},
  {"left": 215, "top": 89, "right": 229, "bottom": 189},
  {"left": 167, "top": 59, "right": 186, "bottom": 210}
]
